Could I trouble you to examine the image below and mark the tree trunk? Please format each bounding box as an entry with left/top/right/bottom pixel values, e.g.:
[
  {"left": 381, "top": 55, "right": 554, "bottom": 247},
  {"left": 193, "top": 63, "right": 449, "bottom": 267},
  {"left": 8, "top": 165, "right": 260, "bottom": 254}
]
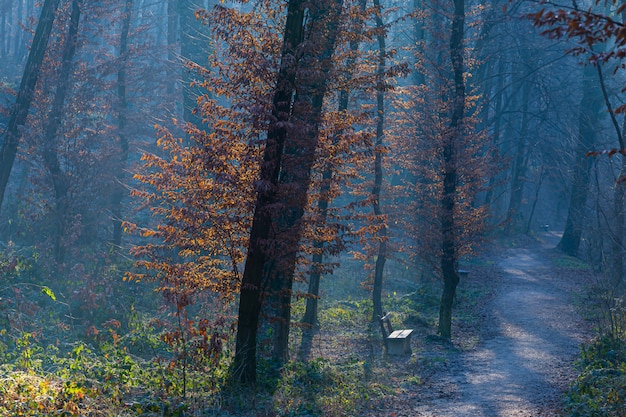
[
  {"left": 232, "top": 0, "right": 306, "bottom": 385},
  {"left": 557, "top": 64, "right": 602, "bottom": 256},
  {"left": 483, "top": 56, "right": 506, "bottom": 210},
  {"left": 0, "top": 0, "right": 9, "bottom": 60},
  {"left": 233, "top": 0, "right": 342, "bottom": 383},
  {"left": 298, "top": 0, "right": 367, "bottom": 360},
  {"left": 438, "top": 0, "right": 464, "bottom": 341},
  {"left": 111, "top": 0, "right": 132, "bottom": 248},
  {"left": 505, "top": 82, "right": 531, "bottom": 234},
  {"left": 613, "top": 161, "right": 625, "bottom": 282},
  {"left": 371, "top": 0, "right": 388, "bottom": 323},
  {"left": 13, "top": 0, "right": 24, "bottom": 63},
  {"left": 167, "top": 0, "right": 178, "bottom": 113},
  {"left": 40, "top": 0, "right": 81, "bottom": 265},
  {"left": 178, "top": 0, "right": 206, "bottom": 130},
  {"left": 268, "top": 0, "right": 343, "bottom": 366},
  {"left": 596, "top": 58, "right": 626, "bottom": 283},
  {"left": 0, "top": 0, "right": 61, "bottom": 212}
]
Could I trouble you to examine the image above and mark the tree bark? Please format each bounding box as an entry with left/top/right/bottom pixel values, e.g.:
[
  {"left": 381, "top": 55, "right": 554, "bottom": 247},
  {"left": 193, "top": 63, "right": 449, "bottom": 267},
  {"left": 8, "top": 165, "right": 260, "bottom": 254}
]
[
  {"left": 438, "top": 0, "right": 464, "bottom": 341},
  {"left": 0, "top": 0, "right": 61, "bottom": 212}
]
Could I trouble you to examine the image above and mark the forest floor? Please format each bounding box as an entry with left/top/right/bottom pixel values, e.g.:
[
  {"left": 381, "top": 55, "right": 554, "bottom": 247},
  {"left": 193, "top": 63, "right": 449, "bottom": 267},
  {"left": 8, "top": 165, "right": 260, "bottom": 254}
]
[{"left": 369, "top": 232, "right": 592, "bottom": 417}]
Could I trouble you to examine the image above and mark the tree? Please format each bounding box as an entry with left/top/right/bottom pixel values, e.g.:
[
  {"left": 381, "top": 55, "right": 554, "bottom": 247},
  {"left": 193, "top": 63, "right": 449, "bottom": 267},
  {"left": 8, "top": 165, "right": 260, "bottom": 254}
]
[
  {"left": 0, "top": 0, "right": 62, "bottom": 212},
  {"left": 557, "top": 64, "right": 603, "bottom": 256},
  {"left": 299, "top": 0, "right": 367, "bottom": 359},
  {"left": 233, "top": 0, "right": 344, "bottom": 383},
  {"left": 390, "top": 0, "right": 489, "bottom": 341},
  {"left": 179, "top": 0, "right": 212, "bottom": 129},
  {"left": 39, "top": 0, "right": 82, "bottom": 264},
  {"left": 111, "top": 0, "right": 133, "bottom": 248},
  {"left": 438, "top": 0, "right": 466, "bottom": 340},
  {"left": 370, "top": 0, "right": 388, "bottom": 323}
]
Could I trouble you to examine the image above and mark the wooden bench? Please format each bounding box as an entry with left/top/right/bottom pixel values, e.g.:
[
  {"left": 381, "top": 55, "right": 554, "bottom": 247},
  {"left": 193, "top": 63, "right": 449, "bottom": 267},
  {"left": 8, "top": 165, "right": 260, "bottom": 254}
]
[{"left": 379, "top": 312, "right": 414, "bottom": 356}]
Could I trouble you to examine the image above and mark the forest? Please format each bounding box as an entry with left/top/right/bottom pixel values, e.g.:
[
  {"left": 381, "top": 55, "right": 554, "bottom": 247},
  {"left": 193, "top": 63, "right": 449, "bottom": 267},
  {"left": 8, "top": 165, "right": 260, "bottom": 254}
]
[{"left": 1, "top": 0, "right": 626, "bottom": 415}]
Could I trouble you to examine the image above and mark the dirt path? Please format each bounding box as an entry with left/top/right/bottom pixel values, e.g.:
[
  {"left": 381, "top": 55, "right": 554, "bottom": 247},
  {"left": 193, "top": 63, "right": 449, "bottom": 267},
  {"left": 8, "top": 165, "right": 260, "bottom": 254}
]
[{"left": 408, "top": 234, "right": 589, "bottom": 416}]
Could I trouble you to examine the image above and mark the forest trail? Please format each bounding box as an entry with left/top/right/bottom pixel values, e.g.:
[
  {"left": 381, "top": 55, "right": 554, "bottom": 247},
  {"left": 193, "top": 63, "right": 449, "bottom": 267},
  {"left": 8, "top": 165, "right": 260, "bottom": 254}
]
[{"left": 408, "top": 234, "right": 590, "bottom": 417}]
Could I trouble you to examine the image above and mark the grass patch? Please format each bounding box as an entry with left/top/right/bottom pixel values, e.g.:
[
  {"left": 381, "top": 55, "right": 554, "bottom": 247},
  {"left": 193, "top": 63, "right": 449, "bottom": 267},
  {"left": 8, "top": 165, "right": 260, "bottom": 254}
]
[{"left": 551, "top": 254, "right": 593, "bottom": 271}]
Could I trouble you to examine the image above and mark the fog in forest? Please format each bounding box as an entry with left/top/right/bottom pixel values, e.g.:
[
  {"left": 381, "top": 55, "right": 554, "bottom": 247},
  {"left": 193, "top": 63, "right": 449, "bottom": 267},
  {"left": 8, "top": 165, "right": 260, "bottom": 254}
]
[{"left": 0, "top": 0, "right": 625, "bottom": 415}]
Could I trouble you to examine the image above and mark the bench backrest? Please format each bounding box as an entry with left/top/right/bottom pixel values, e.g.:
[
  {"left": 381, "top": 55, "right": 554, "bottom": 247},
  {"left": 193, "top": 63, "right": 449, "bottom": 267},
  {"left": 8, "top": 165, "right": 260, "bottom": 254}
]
[{"left": 379, "top": 312, "right": 394, "bottom": 339}]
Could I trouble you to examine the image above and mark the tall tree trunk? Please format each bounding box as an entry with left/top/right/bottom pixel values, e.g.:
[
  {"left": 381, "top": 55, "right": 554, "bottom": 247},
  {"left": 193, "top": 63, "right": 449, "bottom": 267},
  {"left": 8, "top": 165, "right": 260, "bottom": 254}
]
[
  {"left": 40, "top": 0, "right": 81, "bottom": 265},
  {"left": 612, "top": 160, "right": 625, "bottom": 282},
  {"left": 438, "top": 0, "right": 464, "bottom": 341},
  {"left": 111, "top": 0, "right": 132, "bottom": 248},
  {"left": 557, "top": 64, "right": 602, "bottom": 256},
  {"left": 232, "top": 0, "right": 306, "bottom": 385},
  {"left": 13, "top": 0, "right": 23, "bottom": 63},
  {"left": 0, "top": 0, "right": 9, "bottom": 60},
  {"left": 299, "top": 0, "right": 367, "bottom": 360},
  {"left": 232, "top": 0, "right": 342, "bottom": 384},
  {"left": 268, "top": 0, "right": 343, "bottom": 366},
  {"left": 371, "top": 0, "right": 388, "bottom": 323},
  {"left": 0, "top": 0, "right": 61, "bottom": 212}
]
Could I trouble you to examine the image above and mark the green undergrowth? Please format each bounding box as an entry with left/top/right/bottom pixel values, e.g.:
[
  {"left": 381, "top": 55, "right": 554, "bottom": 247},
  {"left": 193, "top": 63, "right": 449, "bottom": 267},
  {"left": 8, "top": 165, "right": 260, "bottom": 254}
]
[
  {"left": 0, "top": 244, "right": 496, "bottom": 416},
  {"left": 0, "top": 321, "right": 229, "bottom": 416},
  {"left": 566, "top": 336, "right": 626, "bottom": 417}
]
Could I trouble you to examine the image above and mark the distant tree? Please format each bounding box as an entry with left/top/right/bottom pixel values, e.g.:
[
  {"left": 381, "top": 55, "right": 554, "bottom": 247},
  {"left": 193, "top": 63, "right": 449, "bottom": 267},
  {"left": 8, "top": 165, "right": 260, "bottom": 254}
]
[
  {"left": 111, "top": 0, "right": 133, "bottom": 248},
  {"left": 179, "top": 0, "right": 212, "bottom": 129},
  {"left": 531, "top": 1, "right": 624, "bottom": 257}
]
